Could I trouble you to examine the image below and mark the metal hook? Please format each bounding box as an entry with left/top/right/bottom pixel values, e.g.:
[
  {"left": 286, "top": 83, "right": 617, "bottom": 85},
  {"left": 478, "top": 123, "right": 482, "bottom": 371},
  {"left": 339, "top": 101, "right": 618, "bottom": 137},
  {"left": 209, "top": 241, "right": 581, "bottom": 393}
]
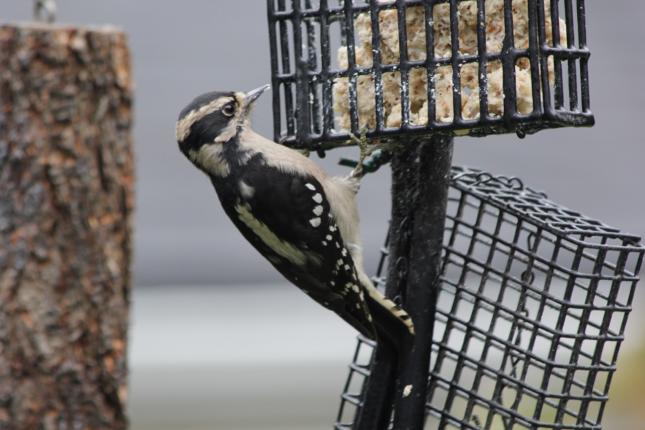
[
  {"left": 34, "top": 0, "right": 57, "bottom": 23},
  {"left": 508, "top": 177, "right": 525, "bottom": 190}
]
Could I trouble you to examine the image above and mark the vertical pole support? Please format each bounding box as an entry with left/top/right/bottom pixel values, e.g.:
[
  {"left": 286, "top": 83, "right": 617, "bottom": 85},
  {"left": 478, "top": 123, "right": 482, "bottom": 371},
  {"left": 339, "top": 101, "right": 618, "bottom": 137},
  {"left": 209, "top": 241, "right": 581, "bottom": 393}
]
[{"left": 355, "top": 136, "right": 454, "bottom": 430}]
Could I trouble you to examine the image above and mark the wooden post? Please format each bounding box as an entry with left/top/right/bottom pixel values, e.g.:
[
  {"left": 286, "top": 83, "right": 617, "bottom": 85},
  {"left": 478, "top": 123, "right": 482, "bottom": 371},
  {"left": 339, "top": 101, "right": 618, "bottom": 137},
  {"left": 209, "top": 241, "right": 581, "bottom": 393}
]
[{"left": 0, "top": 24, "right": 134, "bottom": 429}]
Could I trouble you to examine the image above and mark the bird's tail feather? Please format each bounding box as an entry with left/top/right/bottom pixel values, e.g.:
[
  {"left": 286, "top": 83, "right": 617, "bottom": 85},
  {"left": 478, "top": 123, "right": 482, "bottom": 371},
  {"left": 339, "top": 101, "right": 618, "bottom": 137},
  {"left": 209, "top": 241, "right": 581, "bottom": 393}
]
[{"left": 362, "top": 282, "right": 415, "bottom": 347}]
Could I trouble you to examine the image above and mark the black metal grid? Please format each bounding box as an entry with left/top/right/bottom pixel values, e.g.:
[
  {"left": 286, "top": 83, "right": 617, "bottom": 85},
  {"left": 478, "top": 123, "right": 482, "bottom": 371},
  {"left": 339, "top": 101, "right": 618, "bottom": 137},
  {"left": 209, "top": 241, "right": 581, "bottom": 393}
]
[
  {"left": 267, "top": 0, "right": 594, "bottom": 151},
  {"left": 336, "top": 166, "right": 643, "bottom": 430}
]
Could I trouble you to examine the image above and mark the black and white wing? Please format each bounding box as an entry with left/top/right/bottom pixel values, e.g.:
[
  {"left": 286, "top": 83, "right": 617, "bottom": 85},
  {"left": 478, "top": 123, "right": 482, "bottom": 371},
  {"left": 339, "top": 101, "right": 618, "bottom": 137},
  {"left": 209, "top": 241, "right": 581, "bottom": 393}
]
[{"left": 227, "top": 165, "right": 376, "bottom": 339}]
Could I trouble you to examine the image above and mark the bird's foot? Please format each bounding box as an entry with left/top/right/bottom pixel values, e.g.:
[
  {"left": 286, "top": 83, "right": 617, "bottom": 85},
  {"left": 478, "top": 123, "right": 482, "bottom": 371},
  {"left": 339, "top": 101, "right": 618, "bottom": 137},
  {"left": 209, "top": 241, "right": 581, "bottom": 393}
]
[{"left": 348, "top": 130, "right": 370, "bottom": 180}]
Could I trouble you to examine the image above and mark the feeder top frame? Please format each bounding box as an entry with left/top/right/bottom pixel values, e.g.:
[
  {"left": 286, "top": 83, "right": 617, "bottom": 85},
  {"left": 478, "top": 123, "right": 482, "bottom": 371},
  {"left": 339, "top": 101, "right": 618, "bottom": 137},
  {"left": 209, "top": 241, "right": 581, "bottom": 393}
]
[{"left": 451, "top": 167, "right": 642, "bottom": 248}]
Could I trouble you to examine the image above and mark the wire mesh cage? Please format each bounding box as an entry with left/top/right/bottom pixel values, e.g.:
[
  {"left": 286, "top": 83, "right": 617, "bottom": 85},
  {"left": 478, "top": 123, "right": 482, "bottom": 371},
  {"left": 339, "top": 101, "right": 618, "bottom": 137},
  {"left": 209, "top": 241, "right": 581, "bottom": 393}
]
[
  {"left": 336, "top": 166, "right": 644, "bottom": 430},
  {"left": 267, "top": 0, "right": 594, "bottom": 150}
]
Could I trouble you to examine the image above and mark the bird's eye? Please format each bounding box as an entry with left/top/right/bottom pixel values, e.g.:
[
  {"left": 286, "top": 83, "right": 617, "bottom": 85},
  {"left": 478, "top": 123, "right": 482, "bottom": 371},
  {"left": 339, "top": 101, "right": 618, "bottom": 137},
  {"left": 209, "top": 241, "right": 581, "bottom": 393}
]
[{"left": 222, "top": 102, "right": 236, "bottom": 117}]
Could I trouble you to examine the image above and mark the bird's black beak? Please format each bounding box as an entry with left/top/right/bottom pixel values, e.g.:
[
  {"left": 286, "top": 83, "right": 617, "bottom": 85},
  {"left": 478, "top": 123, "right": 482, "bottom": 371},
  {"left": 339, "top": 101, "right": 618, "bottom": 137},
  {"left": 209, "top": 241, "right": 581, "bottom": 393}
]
[{"left": 242, "top": 84, "right": 271, "bottom": 115}]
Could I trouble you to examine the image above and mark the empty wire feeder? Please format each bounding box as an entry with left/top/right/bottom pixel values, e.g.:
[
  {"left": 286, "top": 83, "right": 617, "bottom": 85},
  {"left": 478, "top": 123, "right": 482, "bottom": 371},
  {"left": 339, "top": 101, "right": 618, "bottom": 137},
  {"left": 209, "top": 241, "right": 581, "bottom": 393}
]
[{"left": 336, "top": 166, "right": 644, "bottom": 430}]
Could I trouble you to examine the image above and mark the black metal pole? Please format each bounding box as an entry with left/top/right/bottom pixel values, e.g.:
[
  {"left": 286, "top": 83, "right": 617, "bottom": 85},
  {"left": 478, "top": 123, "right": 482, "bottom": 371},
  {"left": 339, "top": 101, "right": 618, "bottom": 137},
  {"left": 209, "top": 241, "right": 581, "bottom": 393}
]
[
  {"left": 354, "top": 343, "right": 397, "bottom": 430},
  {"left": 391, "top": 136, "right": 453, "bottom": 429},
  {"left": 355, "top": 136, "right": 454, "bottom": 430}
]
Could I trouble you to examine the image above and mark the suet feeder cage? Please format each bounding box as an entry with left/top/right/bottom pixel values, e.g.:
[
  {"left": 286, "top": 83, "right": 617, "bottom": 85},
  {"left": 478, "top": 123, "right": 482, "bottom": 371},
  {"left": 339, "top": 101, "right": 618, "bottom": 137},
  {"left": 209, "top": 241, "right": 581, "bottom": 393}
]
[
  {"left": 267, "top": 0, "right": 594, "bottom": 151},
  {"left": 265, "top": 1, "right": 640, "bottom": 430},
  {"left": 335, "top": 167, "right": 644, "bottom": 429}
]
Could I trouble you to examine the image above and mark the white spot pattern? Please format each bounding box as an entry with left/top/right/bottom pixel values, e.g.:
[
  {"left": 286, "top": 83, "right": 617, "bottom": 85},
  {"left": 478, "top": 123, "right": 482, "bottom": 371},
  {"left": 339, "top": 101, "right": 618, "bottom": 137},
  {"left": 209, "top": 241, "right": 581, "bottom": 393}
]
[
  {"left": 403, "top": 385, "right": 413, "bottom": 398},
  {"left": 312, "top": 193, "right": 323, "bottom": 203},
  {"left": 238, "top": 180, "right": 255, "bottom": 199},
  {"left": 305, "top": 183, "right": 316, "bottom": 191},
  {"left": 309, "top": 217, "right": 321, "bottom": 227},
  {"left": 313, "top": 205, "right": 323, "bottom": 216}
]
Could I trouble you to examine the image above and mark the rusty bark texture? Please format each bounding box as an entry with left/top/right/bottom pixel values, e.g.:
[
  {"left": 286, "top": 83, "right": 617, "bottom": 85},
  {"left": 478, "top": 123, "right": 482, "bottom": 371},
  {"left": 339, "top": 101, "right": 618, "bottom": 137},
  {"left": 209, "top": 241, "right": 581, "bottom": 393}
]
[{"left": 0, "top": 24, "right": 133, "bottom": 429}]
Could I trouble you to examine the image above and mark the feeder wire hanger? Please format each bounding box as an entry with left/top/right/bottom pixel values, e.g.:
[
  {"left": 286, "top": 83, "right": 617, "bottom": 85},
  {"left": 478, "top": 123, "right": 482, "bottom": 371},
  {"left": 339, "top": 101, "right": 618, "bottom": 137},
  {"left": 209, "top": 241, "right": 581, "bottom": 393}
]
[{"left": 34, "top": 0, "right": 57, "bottom": 23}]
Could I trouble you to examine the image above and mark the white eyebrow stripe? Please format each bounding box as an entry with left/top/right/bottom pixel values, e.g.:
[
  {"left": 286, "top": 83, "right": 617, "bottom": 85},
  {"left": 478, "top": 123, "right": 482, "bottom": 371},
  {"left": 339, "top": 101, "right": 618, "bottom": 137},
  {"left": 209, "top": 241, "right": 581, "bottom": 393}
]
[{"left": 176, "top": 97, "right": 233, "bottom": 142}]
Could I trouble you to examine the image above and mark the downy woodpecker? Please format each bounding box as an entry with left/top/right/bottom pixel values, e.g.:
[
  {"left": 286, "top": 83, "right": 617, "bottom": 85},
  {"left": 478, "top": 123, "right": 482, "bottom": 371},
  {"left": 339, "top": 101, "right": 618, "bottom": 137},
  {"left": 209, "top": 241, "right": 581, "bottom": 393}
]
[{"left": 176, "top": 85, "right": 414, "bottom": 345}]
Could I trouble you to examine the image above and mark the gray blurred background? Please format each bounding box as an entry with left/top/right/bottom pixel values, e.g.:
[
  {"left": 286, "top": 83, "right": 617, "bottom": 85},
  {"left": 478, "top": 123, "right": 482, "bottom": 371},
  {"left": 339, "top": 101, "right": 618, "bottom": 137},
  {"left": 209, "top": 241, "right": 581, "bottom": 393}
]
[
  {"left": 6, "top": 0, "right": 643, "bottom": 287},
  {"left": 3, "top": 1, "right": 644, "bottom": 429}
]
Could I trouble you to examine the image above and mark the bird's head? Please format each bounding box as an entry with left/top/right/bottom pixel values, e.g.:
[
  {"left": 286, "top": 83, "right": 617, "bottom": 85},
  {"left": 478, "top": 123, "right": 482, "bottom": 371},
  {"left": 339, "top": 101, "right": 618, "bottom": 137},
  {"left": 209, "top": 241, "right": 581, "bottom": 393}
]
[{"left": 176, "top": 85, "right": 270, "bottom": 175}]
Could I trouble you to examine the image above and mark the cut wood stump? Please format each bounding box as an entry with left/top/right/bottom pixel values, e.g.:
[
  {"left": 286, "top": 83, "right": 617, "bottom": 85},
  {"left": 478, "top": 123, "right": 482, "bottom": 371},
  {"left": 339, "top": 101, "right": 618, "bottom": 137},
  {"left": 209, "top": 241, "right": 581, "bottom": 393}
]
[{"left": 0, "top": 23, "right": 134, "bottom": 429}]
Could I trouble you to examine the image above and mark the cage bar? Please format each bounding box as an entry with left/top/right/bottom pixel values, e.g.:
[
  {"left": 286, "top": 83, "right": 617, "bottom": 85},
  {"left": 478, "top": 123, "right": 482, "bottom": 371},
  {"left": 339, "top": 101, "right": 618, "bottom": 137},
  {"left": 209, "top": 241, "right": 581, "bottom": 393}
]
[
  {"left": 266, "top": 0, "right": 595, "bottom": 151},
  {"left": 335, "top": 166, "right": 643, "bottom": 429}
]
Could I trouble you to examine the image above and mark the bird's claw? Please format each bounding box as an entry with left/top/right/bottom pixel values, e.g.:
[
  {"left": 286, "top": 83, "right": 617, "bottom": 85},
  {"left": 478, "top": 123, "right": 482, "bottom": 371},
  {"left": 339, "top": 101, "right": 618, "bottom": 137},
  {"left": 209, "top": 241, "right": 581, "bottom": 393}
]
[{"left": 348, "top": 131, "right": 370, "bottom": 180}]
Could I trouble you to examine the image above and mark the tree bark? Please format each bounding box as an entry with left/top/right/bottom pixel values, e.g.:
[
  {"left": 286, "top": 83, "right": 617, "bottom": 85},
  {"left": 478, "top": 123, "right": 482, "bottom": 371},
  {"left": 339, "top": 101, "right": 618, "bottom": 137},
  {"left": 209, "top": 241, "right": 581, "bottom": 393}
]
[{"left": 0, "top": 24, "right": 134, "bottom": 429}]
